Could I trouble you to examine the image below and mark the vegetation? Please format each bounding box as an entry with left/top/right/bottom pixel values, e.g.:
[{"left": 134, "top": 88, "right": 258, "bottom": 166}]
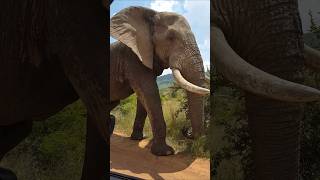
[
  {"left": 301, "top": 10, "right": 320, "bottom": 179},
  {"left": 111, "top": 79, "right": 211, "bottom": 158},
  {"left": 0, "top": 101, "right": 86, "bottom": 180},
  {"left": 0, "top": 73, "right": 210, "bottom": 179}
]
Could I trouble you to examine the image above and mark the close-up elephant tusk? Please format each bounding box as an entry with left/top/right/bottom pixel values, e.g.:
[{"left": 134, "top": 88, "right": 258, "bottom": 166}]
[
  {"left": 212, "top": 26, "right": 320, "bottom": 102},
  {"left": 304, "top": 44, "right": 320, "bottom": 70},
  {"left": 172, "top": 69, "right": 210, "bottom": 95}
]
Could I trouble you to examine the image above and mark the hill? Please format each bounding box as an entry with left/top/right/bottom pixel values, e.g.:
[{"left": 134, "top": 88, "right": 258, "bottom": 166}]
[{"left": 157, "top": 74, "right": 174, "bottom": 89}]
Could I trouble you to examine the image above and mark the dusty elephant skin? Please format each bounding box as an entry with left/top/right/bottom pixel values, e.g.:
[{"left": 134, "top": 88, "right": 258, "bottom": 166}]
[
  {"left": 0, "top": 0, "right": 107, "bottom": 179},
  {"left": 109, "top": 6, "right": 210, "bottom": 156},
  {"left": 212, "top": 0, "right": 320, "bottom": 179}
]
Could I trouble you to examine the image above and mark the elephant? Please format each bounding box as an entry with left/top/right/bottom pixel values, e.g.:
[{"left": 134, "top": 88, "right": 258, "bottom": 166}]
[
  {"left": 212, "top": 0, "right": 320, "bottom": 179},
  {"left": 109, "top": 6, "right": 210, "bottom": 156},
  {"left": 0, "top": 0, "right": 108, "bottom": 179}
]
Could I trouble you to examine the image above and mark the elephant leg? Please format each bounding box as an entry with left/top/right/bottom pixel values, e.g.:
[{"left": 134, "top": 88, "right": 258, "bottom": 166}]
[
  {"left": 0, "top": 120, "right": 32, "bottom": 180},
  {"left": 60, "top": 56, "right": 107, "bottom": 179},
  {"left": 109, "top": 101, "right": 119, "bottom": 136},
  {"left": 128, "top": 70, "right": 174, "bottom": 156},
  {"left": 81, "top": 113, "right": 107, "bottom": 180},
  {"left": 130, "top": 99, "right": 147, "bottom": 140},
  {"left": 57, "top": 35, "right": 107, "bottom": 180},
  {"left": 47, "top": 3, "right": 107, "bottom": 179},
  {"left": 110, "top": 114, "right": 115, "bottom": 135}
]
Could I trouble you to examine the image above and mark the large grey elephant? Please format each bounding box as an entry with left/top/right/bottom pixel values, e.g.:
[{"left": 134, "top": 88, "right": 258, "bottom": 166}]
[
  {"left": 212, "top": 0, "right": 320, "bottom": 179},
  {"left": 109, "top": 6, "right": 210, "bottom": 156},
  {"left": 0, "top": 0, "right": 108, "bottom": 179}
]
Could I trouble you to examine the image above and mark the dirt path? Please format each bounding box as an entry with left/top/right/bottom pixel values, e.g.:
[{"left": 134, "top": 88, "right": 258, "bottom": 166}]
[{"left": 110, "top": 132, "right": 210, "bottom": 180}]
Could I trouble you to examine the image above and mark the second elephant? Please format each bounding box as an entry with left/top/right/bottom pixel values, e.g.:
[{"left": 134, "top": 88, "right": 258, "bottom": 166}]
[{"left": 110, "top": 6, "right": 210, "bottom": 156}]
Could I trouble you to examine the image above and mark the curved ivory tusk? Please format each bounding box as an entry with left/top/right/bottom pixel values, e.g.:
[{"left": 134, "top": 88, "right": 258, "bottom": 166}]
[
  {"left": 212, "top": 26, "right": 320, "bottom": 102},
  {"left": 172, "top": 69, "right": 210, "bottom": 96},
  {"left": 304, "top": 44, "right": 320, "bottom": 70}
]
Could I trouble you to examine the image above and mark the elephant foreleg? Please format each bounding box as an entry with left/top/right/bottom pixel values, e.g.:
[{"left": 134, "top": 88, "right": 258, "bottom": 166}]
[
  {"left": 127, "top": 68, "right": 174, "bottom": 156},
  {"left": 130, "top": 99, "right": 147, "bottom": 140},
  {"left": 81, "top": 113, "right": 107, "bottom": 180}
]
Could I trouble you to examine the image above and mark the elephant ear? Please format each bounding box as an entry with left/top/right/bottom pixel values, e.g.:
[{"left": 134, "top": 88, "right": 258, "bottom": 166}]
[{"left": 110, "top": 6, "right": 156, "bottom": 69}]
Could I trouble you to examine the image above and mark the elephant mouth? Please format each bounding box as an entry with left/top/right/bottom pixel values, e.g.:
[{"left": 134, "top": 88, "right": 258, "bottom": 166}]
[{"left": 212, "top": 26, "right": 320, "bottom": 102}]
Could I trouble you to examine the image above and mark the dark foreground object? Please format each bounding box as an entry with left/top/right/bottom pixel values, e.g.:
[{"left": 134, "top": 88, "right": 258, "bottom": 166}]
[
  {"left": 0, "top": 167, "right": 17, "bottom": 180},
  {"left": 110, "top": 115, "right": 115, "bottom": 135},
  {"left": 110, "top": 171, "right": 142, "bottom": 180}
]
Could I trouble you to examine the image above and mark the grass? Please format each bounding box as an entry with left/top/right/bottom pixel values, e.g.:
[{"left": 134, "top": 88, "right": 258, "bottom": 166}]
[{"left": 0, "top": 101, "right": 86, "bottom": 180}]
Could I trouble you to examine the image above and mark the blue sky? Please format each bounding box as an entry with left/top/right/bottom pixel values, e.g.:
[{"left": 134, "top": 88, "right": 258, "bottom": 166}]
[{"left": 110, "top": 0, "right": 210, "bottom": 75}]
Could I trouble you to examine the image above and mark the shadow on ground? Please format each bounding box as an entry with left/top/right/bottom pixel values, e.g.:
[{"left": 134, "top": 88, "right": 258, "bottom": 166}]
[{"left": 110, "top": 133, "right": 209, "bottom": 180}]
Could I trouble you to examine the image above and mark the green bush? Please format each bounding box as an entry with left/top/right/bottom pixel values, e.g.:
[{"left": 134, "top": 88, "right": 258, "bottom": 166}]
[
  {"left": 111, "top": 83, "right": 210, "bottom": 158},
  {"left": 1, "top": 101, "right": 86, "bottom": 180}
]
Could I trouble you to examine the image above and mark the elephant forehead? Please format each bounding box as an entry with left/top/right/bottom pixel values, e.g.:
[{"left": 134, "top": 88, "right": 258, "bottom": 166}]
[{"left": 156, "top": 12, "right": 190, "bottom": 28}]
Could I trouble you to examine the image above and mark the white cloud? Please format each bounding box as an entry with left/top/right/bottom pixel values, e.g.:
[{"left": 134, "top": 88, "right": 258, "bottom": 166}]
[
  {"left": 183, "top": 0, "right": 210, "bottom": 26},
  {"left": 161, "top": 68, "right": 172, "bottom": 75},
  {"left": 150, "top": 0, "right": 179, "bottom": 11},
  {"left": 199, "top": 38, "right": 210, "bottom": 51}
]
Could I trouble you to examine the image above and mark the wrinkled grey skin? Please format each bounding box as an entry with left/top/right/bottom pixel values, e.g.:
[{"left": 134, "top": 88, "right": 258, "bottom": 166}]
[
  {"left": 212, "top": 0, "right": 317, "bottom": 179},
  {"left": 110, "top": 7, "right": 207, "bottom": 156},
  {"left": 0, "top": 0, "right": 107, "bottom": 179}
]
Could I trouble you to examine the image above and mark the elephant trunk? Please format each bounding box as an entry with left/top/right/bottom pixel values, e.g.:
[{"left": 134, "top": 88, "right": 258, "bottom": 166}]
[
  {"left": 246, "top": 96, "right": 303, "bottom": 179},
  {"left": 170, "top": 52, "right": 208, "bottom": 138}
]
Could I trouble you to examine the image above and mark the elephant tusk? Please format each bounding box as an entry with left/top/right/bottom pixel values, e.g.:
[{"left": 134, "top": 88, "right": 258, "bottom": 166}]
[
  {"left": 304, "top": 44, "right": 320, "bottom": 70},
  {"left": 172, "top": 69, "right": 210, "bottom": 96},
  {"left": 212, "top": 26, "right": 320, "bottom": 102}
]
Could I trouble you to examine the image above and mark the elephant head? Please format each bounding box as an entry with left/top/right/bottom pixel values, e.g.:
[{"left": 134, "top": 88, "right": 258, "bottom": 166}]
[
  {"left": 212, "top": 1, "right": 320, "bottom": 179},
  {"left": 110, "top": 6, "right": 210, "bottom": 137}
]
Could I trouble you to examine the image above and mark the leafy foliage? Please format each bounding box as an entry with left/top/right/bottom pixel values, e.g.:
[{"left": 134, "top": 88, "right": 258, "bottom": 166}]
[
  {"left": 301, "top": 71, "right": 320, "bottom": 179},
  {"left": 209, "top": 68, "right": 252, "bottom": 180},
  {"left": 1, "top": 101, "right": 86, "bottom": 180},
  {"left": 300, "top": 11, "right": 320, "bottom": 180}
]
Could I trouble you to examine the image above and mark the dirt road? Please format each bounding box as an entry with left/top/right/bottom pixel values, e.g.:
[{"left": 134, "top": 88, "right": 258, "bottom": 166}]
[{"left": 110, "top": 132, "right": 210, "bottom": 180}]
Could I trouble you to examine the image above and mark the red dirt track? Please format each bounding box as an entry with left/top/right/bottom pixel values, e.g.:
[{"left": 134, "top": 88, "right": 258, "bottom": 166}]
[{"left": 110, "top": 132, "right": 210, "bottom": 180}]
